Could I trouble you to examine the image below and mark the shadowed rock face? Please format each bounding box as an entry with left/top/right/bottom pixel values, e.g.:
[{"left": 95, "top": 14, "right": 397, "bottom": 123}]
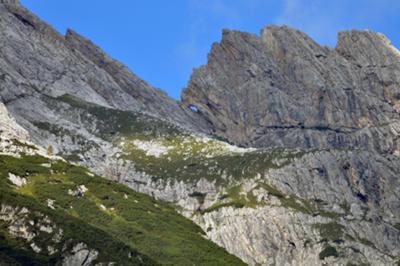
[{"left": 182, "top": 26, "right": 400, "bottom": 152}]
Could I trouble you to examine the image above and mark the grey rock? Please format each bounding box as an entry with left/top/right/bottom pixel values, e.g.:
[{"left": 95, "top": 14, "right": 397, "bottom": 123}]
[
  {"left": 62, "top": 243, "right": 98, "bottom": 266},
  {"left": 182, "top": 26, "right": 400, "bottom": 152},
  {"left": 0, "top": 101, "right": 28, "bottom": 141},
  {"left": 0, "top": 1, "right": 202, "bottom": 132}
]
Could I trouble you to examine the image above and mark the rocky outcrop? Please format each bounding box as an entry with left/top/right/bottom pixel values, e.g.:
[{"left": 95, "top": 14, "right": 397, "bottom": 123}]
[
  {"left": 0, "top": 204, "right": 64, "bottom": 257},
  {"left": 0, "top": 101, "right": 62, "bottom": 159},
  {"left": 182, "top": 26, "right": 400, "bottom": 152},
  {"left": 0, "top": 102, "right": 29, "bottom": 141},
  {"left": 195, "top": 150, "right": 400, "bottom": 265},
  {"left": 62, "top": 243, "right": 99, "bottom": 266}
]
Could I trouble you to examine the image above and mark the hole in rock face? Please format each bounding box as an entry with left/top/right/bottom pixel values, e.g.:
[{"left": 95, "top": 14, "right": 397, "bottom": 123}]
[
  {"left": 188, "top": 105, "right": 199, "bottom": 113},
  {"left": 356, "top": 192, "right": 368, "bottom": 203}
]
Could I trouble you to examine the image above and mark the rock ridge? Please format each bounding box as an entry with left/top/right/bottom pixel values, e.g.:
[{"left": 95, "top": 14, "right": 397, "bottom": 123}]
[{"left": 182, "top": 25, "right": 400, "bottom": 152}]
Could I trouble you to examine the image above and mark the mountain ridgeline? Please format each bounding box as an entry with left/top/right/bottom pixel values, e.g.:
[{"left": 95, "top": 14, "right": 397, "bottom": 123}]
[{"left": 0, "top": 1, "right": 400, "bottom": 266}]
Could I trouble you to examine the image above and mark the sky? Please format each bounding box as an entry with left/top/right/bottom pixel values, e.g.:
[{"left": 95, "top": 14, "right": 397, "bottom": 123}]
[{"left": 20, "top": 0, "right": 400, "bottom": 100}]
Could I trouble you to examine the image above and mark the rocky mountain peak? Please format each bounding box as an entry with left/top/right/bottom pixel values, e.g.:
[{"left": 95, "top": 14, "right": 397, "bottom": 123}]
[
  {"left": 336, "top": 29, "right": 400, "bottom": 66},
  {"left": 182, "top": 25, "right": 400, "bottom": 151},
  {"left": 260, "top": 25, "right": 328, "bottom": 64}
]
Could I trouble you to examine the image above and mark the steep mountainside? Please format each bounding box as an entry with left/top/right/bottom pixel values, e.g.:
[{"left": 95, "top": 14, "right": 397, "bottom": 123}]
[
  {"left": 0, "top": 1, "right": 203, "bottom": 131},
  {"left": 0, "top": 1, "right": 400, "bottom": 266},
  {"left": 0, "top": 102, "right": 244, "bottom": 265}
]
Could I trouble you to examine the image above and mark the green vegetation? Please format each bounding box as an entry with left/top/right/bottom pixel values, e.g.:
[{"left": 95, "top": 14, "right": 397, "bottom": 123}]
[
  {"left": 11, "top": 139, "right": 38, "bottom": 150},
  {"left": 314, "top": 222, "right": 344, "bottom": 242},
  {"left": 56, "top": 94, "right": 180, "bottom": 139},
  {"left": 0, "top": 154, "right": 245, "bottom": 265},
  {"left": 358, "top": 237, "right": 375, "bottom": 248},
  {"left": 254, "top": 183, "right": 343, "bottom": 217},
  {"left": 33, "top": 121, "right": 72, "bottom": 138},
  {"left": 188, "top": 191, "right": 207, "bottom": 204},
  {"left": 394, "top": 223, "right": 400, "bottom": 231},
  {"left": 199, "top": 181, "right": 348, "bottom": 217},
  {"left": 346, "top": 263, "right": 371, "bottom": 266},
  {"left": 319, "top": 245, "right": 338, "bottom": 260},
  {"left": 202, "top": 185, "right": 261, "bottom": 213},
  {"left": 33, "top": 120, "right": 101, "bottom": 162},
  {"left": 121, "top": 137, "right": 308, "bottom": 185},
  {"left": 47, "top": 145, "right": 53, "bottom": 156}
]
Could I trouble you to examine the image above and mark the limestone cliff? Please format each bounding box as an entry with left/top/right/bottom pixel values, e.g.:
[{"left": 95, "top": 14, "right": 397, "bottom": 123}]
[{"left": 182, "top": 26, "right": 400, "bottom": 153}]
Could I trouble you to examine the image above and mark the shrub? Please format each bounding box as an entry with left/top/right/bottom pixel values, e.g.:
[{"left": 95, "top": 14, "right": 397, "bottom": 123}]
[{"left": 319, "top": 245, "right": 338, "bottom": 260}]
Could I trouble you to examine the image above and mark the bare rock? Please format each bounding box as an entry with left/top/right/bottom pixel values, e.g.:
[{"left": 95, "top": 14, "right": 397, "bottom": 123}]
[
  {"left": 182, "top": 26, "right": 400, "bottom": 153},
  {"left": 62, "top": 243, "right": 98, "bottom": 266}
]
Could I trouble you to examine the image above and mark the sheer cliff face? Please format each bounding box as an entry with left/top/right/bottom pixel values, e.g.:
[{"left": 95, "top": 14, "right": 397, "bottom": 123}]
[{"left": 182, "top": 26, "right": 400, "bottom": 152}]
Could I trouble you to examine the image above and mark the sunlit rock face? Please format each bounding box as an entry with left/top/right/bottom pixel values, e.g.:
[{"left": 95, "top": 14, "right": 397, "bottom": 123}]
[
  {"left": 182, "top": 26, "right": 400, "bottom": 152},
  {"left": 1, "top": 1, "right": 400, "bottom": 265}
]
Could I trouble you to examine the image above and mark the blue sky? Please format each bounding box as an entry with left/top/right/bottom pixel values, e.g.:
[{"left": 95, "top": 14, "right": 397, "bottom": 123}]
[{"left": 21, "top": 0, "right": 400, "bottom": 100}]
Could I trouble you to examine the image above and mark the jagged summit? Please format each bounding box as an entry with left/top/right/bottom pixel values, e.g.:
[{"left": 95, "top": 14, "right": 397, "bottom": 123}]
[
  {"left": 336, "top": 29, "right": 400, "bottom": 65},
  {"left": 182, "top": 24, "right": 400, "bottom": 151}
]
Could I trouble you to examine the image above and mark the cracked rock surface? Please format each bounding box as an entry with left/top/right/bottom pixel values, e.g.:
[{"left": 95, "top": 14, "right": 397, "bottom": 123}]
[{"left": 182, "top": 26, "right": 400, "bottom": 152}]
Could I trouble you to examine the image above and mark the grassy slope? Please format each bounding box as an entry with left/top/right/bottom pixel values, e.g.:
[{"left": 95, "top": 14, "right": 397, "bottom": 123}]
[{"left": 0, "top": 154, "right": 245, "bottom": 265}]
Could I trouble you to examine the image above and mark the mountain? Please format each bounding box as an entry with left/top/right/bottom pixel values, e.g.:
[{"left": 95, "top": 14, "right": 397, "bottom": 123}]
[
  {"left": 182, "top": 26, "right": 400, "bottom": 152},
  {"left": 0, "top": 1, "right": 400, "bottom": 266}
]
